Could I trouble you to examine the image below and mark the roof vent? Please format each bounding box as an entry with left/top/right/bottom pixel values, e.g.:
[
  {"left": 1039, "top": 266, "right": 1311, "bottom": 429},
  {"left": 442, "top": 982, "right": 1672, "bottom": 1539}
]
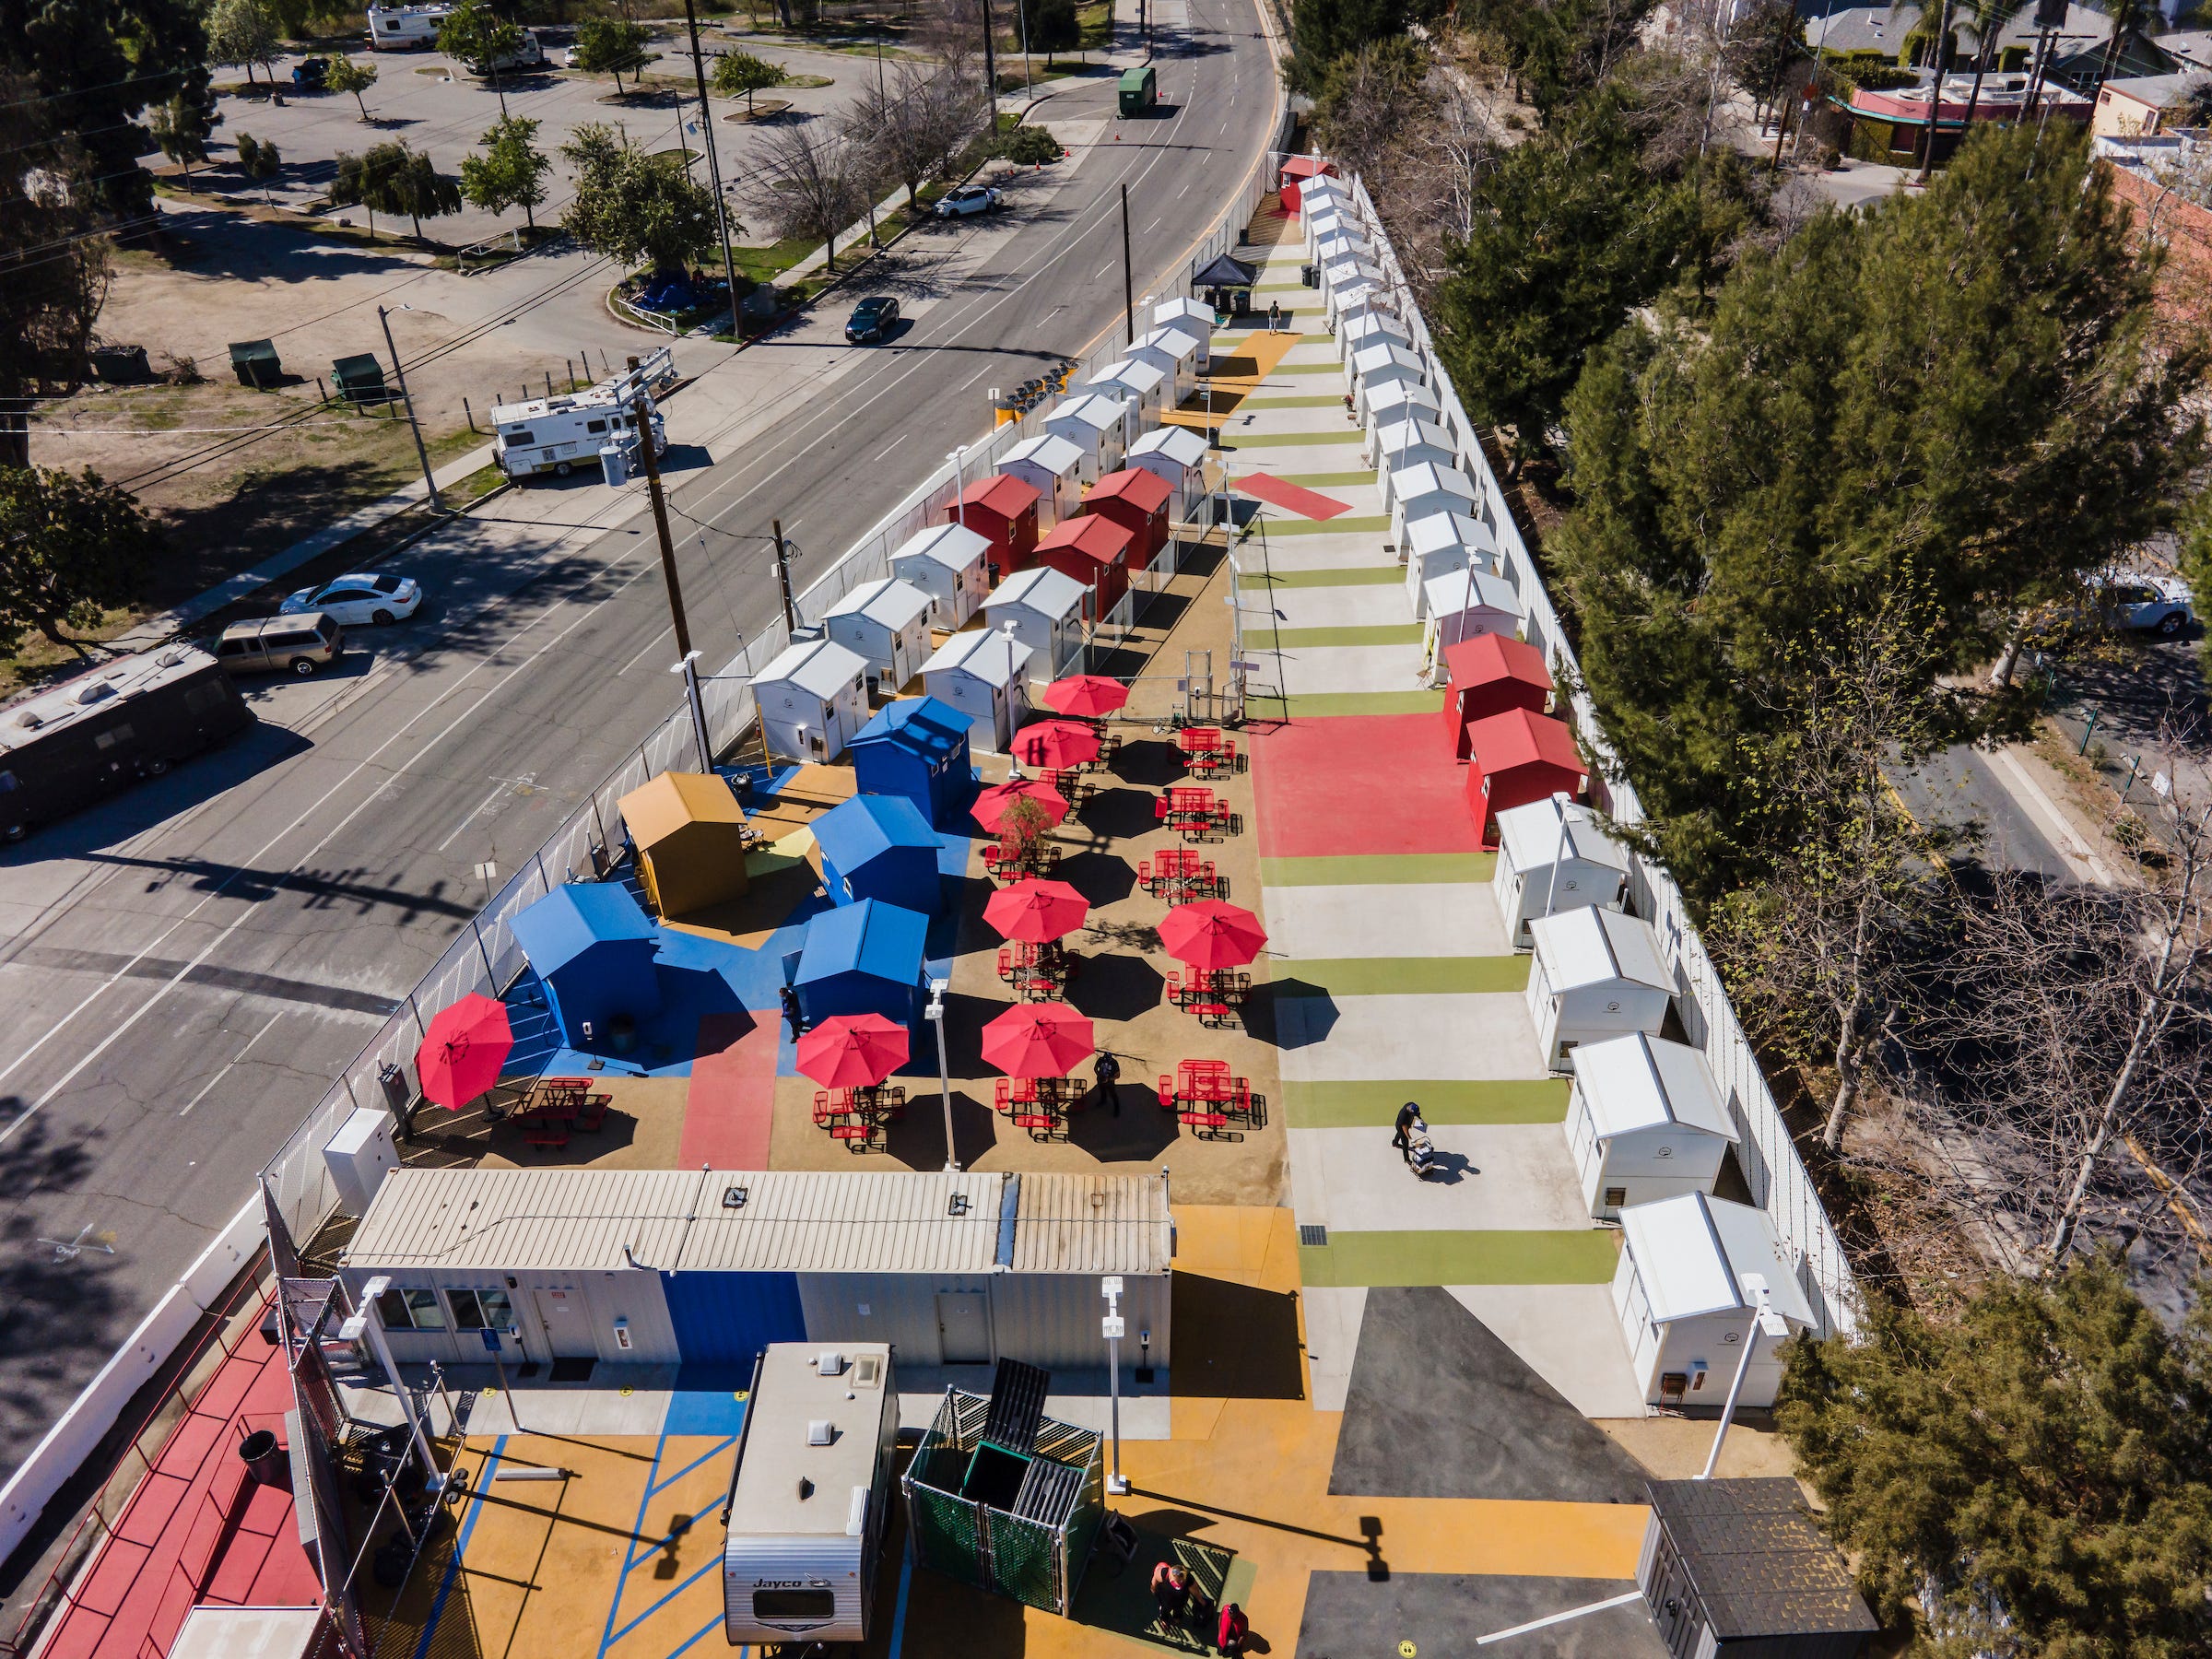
[
  {"left": 947, "top": 1194, "right": 971, "bottom": 1217},
  {"left": 722, "top": 1185, "right": 748, "bottom": 1208},
  {"left": 15, "top": 710, "right": 41, "bottom": 730},
  {"left": 816, "top": 1350, "right": 844, "bottom": 1376},
  {"left": 806, "top": 1420, "right": 836, "bottom": 1447},
  {"left": 74, "top": 681, "right": 114, "bottom": 706},
  {"left": 853, "top": 1354, "right": 882, "bottom": 1389},
  {"left": 156, "top": 648, "right": 187, "bottom": 667}
]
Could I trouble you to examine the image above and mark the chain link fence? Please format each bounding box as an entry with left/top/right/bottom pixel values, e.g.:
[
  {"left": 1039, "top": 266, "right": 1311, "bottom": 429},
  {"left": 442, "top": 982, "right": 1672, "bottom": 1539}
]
[{"left": 1341, "top": 175, "right": 1861, "bottom": 1337}]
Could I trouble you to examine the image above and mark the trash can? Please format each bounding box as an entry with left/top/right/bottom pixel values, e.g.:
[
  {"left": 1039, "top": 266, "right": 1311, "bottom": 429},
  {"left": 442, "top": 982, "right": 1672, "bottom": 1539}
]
[
  {"left": 229, "top": 339, "right": 282, "bottom": 388},
  {"left": 238, "top": 1428, "right": 290, "bottom": 1488},
  {"left": 1300, "top": 263, "right": 1317, "bottom": 288}
]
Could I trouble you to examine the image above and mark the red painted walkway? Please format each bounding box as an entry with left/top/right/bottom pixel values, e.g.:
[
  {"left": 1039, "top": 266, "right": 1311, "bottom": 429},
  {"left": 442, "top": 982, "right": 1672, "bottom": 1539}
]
[
  {"left": 41, "top": 1302, "right": 324, "bottom": 1659},
  {"left": 1251, "top": 714, "right": 1481, "bottom": 859},
  {"left": 681, "top": 1009, "right": 779, "bottom": 1168}
]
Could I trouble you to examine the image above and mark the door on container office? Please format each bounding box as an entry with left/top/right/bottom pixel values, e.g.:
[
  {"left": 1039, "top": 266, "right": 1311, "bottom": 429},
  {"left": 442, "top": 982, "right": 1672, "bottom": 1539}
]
[
  {"left": 935, "top": 1290, "right": 991, "bottom": 1364},
  {"left": 531, "top": 1284, "right": 596, "bottom": 1358}
]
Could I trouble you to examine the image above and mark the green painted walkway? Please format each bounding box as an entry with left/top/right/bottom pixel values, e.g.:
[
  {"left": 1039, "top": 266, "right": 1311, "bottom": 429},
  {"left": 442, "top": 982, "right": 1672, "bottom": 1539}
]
[
  {"left": 1284, "top": 1078, "right": 1570, "bottom": 1128},
  {"left": 1261, "top": 852, "right": 1494, "bottom": 887},
  {"left": 1241, "top": 394, "right": 1350, "bottom": 410},
  {"left": 1238, "top": 565, "right": 1400, "bottom": 590},
  {"left": 1274, "top": 955, "right": 1530, "bottom": 996},
  {"left": 1247, "top": 689, "right": 1446, "bottom": 719},
  {"left": 1217, "top": 429, "right": 1366, "bottom": 450},
  {"left": 1271, "top": 360, "right": 1347, "bottom": 375},
  {"left": 1244, "top": 622, "right": 1423, "bottom": 649},
  {"left": 1271, "top": 471, "right": 1381, "bottom": 488},
  {"left": 1300, "top": 1230, "right": 1620, "bottom": 1287},
  {"left": 1259, "top": 513, "right": 1389, "bottom": 537}
]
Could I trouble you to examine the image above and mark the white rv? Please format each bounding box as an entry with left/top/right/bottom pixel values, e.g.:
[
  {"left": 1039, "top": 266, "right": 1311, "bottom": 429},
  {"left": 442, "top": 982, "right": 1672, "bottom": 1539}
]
[
  {"left": 366, "top": 1, "right": 453, "bottom": 51},
  {"left": 722, "top": 1344, "right": 900, "bottom": 1646},
  {"left": 491, "top": 347, "right": 674, "bottom": 480}
]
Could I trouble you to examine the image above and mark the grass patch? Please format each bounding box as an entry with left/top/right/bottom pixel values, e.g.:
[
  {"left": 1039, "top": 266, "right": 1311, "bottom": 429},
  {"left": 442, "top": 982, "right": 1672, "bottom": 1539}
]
[
  {"left": 1079, "top": 0, "right": 1113, "bottom": 50},
  {"left": 731, "top": 236, "right": 815, "bottom": 285},
  {"left": 782, "top": 71, "right": 834, "bottom": 87}
]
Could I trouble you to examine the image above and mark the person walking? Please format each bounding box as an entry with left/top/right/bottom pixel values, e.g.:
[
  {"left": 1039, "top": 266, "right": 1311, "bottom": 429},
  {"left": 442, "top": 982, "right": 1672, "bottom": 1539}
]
[
  {"left": 1392, "top": 1100, "right": 1423, "bottom": 1163},
  {"left": 1266, "top": 299, "right": 1282, "bottom": 333},
  {"left": 1217, "top": 1602, "right": 1249, "bottom": 1657},
  {"left": 1151, "top": 1561, "right": 1190, "bottom": 1624},
  {"left": 1093, "top": 1048, "right": 1123, "bottom": 1112}
]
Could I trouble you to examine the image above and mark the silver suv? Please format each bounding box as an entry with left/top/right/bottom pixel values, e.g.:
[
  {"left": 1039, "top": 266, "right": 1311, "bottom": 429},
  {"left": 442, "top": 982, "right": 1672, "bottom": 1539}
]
[{"left": 217, "top": 613, "right": 344, "bottom": 677}]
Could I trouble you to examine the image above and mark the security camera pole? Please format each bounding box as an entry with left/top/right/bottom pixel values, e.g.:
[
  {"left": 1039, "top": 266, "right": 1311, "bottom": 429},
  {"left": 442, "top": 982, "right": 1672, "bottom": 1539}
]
[
  {"left": 926, "top": 977, "right": 957, "bottom": 1171},
  {"left": 1101, "top": 1276, "right": 1129, "bottom": 1494},
  {"left": 630, "top": 368, "right": 713, "bottom": 772}
]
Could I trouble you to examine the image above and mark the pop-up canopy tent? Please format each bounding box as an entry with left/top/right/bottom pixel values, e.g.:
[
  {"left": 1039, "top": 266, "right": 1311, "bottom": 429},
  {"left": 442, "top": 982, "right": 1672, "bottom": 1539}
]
[
  {"left": 849, "top": 695, "right": 974, "bottom": 829},
  {"left": 793, "top": 898, "right": 928, "bottom": 1027},
  {"left": 1492, "top": 795, "right": 1632, "bottom": 949},
  {"left": 1440, "top": 633, "right": 1552, "bottom": 760},
  {"left": 1152, "top": 297, "right": 1215, "bottom": 369},
  {"left": 948, "top": 473, "right": 1042, "bottom": 576},
  {"left": 618, "top": 771, "right": 750, "bottom": 917},
  {"left": 1191, "top": 251, "right": 1258, "bottom": 318},
  {"left": 1034, "top": 512, "right": 1136, "bottom": 618},
  {"left": 889, "top": 523, "right": 993, "bottom": 629},
  {"left": 1567, "top": 1032, "right": 1737, "bottom": 1220},
  {"left": 997, "top": 433, "right": 1085, "bottom": 531},
  {"left": 824, "top": 577, "right": 934, "bottom": 695},
  {"left": 920, "top": 627, "right": 1034, "bottom": 751},
  {"left": 1083, "top": 466, "right": 1173, "bottom": 565},
  {"left": 511, "top": 881, "right": 662, "bottom": 1046},
  {"left": 1465, "top": 707, "right": 1587, "bottom": 848},
  {"left": 811, "top": 791, "right": 943, "bottom": 916}
]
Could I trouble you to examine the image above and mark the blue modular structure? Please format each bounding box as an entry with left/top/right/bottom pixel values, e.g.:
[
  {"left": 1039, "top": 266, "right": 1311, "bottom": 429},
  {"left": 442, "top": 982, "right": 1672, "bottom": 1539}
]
[
  {"left": 849, "top": 697, "right": 975, "bottom": 830},
  {"left": 813, "top": 794, "right": 943, "bottom": 916},
  {"left": 793, "top": 898, "right": 928, "bottom": 1027},
  {"left": 510, "top": 882, "right": 662, "bottom": 1044}
]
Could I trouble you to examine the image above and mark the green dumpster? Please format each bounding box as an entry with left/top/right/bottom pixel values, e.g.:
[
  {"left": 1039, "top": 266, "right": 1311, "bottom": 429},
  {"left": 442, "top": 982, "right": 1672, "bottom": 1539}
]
[
  {"left": 331, "top": 353, "right": 391, "bottom": 406},
  {"left": 229, "top": 338, "right": 282, "bottom": 389},
  {"left": 1117, "top": 65, "right": 1156, "bottom": 117}
]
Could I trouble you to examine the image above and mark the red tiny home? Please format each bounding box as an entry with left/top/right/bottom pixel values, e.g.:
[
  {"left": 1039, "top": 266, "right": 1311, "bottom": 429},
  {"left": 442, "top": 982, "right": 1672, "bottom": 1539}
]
[
  {"left": 1034, "top": 512, "right": 1135, "bottom": 616},
  {"left": 948, "top": 473, "right": 1041, "bottom": 575},
  {"left": 1278, "top": 154, "right": 1339, "bottom": 214},
  {"left": 1084, "top": 466, "right": 1172, "bottom": 564},
  {"left": 1465, "top": 708, "right": 1586, "bottom": 847},
  {"left": 1441, "top": 633, "right": 1553, "bottom": 760}
]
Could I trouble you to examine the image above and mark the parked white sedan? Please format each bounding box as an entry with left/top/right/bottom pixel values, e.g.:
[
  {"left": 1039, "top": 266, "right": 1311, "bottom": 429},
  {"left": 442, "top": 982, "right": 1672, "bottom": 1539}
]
[
  {"left": 935, "top": 183, "right": 1003, "bottom": 218},
  {"left": 279, "top": 573, "right": 422, "bottom": 627}
]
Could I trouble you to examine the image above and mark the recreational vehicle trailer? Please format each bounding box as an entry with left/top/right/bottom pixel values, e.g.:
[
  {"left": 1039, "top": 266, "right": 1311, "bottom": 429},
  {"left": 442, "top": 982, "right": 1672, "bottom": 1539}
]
[
  {"left": 491, "top": 347, "right": 675, "bottom": 481},
  {"left": 0, "top": 645, "right": 253, "bottom": 841},
  {"left": 722, "top": 1344, "right": 900, "bottom": 1646},
  {"left": 365, "top": 1, "right": 453, "bottom": 50}
]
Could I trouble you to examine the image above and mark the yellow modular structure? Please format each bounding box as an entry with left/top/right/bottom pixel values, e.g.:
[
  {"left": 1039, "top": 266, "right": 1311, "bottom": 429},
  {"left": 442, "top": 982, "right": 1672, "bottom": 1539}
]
[{"left": 618, "top": 771, "right": 750, "bottom": 916}]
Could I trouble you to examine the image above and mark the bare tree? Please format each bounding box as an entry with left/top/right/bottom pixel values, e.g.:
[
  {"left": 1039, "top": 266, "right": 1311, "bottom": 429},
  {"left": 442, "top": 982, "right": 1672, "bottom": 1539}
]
[
  {"left": 847, "top": 60, "right": 982, "bottom": 209},
  {"left": 747, "top": 120, "right": 867, "bottom": 269},
  {"left": 915, "top": 0, "right": 985, "bottom": 83}
]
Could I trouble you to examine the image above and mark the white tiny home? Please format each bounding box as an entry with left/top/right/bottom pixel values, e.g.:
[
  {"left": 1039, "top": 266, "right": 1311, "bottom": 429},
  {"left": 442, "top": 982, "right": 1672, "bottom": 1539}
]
[
  {"left": 1127, "top": 425, "right": 1209, "bottom": 512},
  {"left": 821, "top": 577, "right": 934, "bottom": 694},
  {"left": 1525, "top": 904, "right": 1675, "bottom": 1072},
  {"left": 1363, "top": 379, "right": 1442, "bottom": 451},
  {"left": 1567, "top": 1032, "right": 1737, "bottom": 1220},
  {"left": 1491, "top": 795, "right": 1630, "bottom": 948},
  {"left": 1423, "top": 566, "right": 1522, "bottom": 649},
  {"left": 1339, "top": 309, "right": 1411, "bottom": 369},
  {"left": 997, "top": 433, "right": 1086, "bottom": 530},
  {"left": 1128, "top": 326, "right": 1201, "bottom": 406},
  {"left": 1612, "top": 1194, "right": 1817, "bottom": 1410},
  {"left": 1151, "top": 297, "right": 1215, "bottom": 370},
  {"left": 919, "top": 625, "right": 1034, "bottom": 751},
  {"left": 983, "top": 565, "right": 1089, "bottom": 682},
  {"left": 1303, "top": 206, "right": 1353, "bottom": 258},
  {"left": 1314, "top": 230, "right": 1373, "bottom": 273},
  {"left": 1388, "top": 461, "right": 1478, "bottom": 547},
  {"left": 752, "top": 637, "right": 871, "bottom": 763},
  {"left": 1350, "top": 342, "right": 1427, "bottom": 423},
  {"left": 1087, "top": 359, "right": 1168, "bottom": 433},
  {"left": 1326, "top": 277, "right": 1382, "bottom": 331},
  {"left": 721, "top": 1344, "right": 900, "bottom": 1647},
  {"left": 1375, "top": 420, "right": 1457, "bottom": 504},
  {"left": 889, "top": 522, "right": 993, "bottom": 629},
  {"left": 1405, "top": 511, "right": 1500, "bottom": 616},
  {"left": 1043, "top": 394, "right": 1131, "bottom": 485}
]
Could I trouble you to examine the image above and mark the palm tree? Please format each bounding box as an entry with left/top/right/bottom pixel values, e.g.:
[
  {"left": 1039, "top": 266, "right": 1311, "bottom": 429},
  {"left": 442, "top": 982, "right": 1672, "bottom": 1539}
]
[
  {"left": 2097, "top": 0, "right": 2159, "bottom": 94},
  {"left": 1895, "top": 0, "right": 1961, "bottom": 182},
  {"left": 1959, "top": 0, "right": 2030, "bottom": 130}
]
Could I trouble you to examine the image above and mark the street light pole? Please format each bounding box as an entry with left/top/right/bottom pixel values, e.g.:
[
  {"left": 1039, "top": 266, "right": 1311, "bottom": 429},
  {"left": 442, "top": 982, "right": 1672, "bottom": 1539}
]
[
  {"left": 926, "top": 978, "right": 957, "bottom": 1171},
  {"left": 1540, "top": 790, "right": 1573, "bottom": 917},
  {"left": 678, "top": 0, "right": 744, "bottom": 330},
  {"left": 1699, "top": 1275, "right": 1790, "bottom": 1480},
  {"left": 1101, "top": 1276, "right": 1129, "bottom": 1494},
  {"left": 980, "top": 0, "right": 999, "bottom": 127},
  {"left": 948, "top": 445, "right": 970, "bottom": 526},
  {"left": 378, "top": 304, "right": 441, "bottom": 512}
]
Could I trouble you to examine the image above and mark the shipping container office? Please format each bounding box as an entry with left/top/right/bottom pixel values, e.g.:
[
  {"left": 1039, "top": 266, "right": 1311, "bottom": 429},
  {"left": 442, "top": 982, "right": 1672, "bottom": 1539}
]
[
  {"left": 0, "top": 644, "right": 253, "bottom": 842},
  {"left": 1612, "top": 1194, "right": 1816, "bottom": 1410},
  {"left": 1491, "top": 795, "right": 1630, "bottom": 948},
  {"left": 346, "top": 1167, "right": 1176, "bottom": 1376},
  {"left": 1150, "top": 297, "right": 1215, "bottom": 371},
  {"left": 722, "top": 1344, "right": 900, "bottom": 1647},
  {"left": 1566, "top": 1032, "right": 1738, "bottom": 1220},
  {"left": 889, "top": 522, "right": 993, "bottom": 629}
]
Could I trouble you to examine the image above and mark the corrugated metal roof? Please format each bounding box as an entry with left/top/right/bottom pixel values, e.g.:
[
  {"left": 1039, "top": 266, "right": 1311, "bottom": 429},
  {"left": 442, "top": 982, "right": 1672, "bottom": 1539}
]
[
  {"left": 893, "top": 522, "right": 992, "bottom": 573},
  {"left": 753, "top": 637, "right": 868, "bottom": 700},
  {"left": 1572, "top": 1032, "right": 1736, "bottom": 1143},
  {"left": 678, "top": 1171, "right": 1006, "bottom": 1272},
  {"left": 987, "top": 565, "right": 1088, "bottom": 618},
  {"left": 1534, "top": 904, "right": 1671, "bottom": 994},
  {"left": 922, "top": 627, "right": 1031, "bottom": 683},
  {"left": 1008, "top": 1173, "right": 1171, "bottom": 1275},
  {"left": 344, "top": 1167, "right": 705, "bottom": 1272}
]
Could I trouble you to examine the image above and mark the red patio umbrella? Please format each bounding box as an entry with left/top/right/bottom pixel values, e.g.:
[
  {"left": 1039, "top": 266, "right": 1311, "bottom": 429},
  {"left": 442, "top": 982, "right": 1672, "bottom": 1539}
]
[
  {"left": 981, "top": 1001, "right": 1095, "bottom": 1078},
  {"left": 1159, "top": 900, "right": 1269, "bottom": 971},
  {"left": 972, "top": 778, "right": 1070, "bottom": 835},
  {"left": 796, "top": 1014, "right": 911, "bottom": 1089},
  {"left": 415, "top": 993, "right": 514, "bottom": 1109},
  {"left": 1015, "top": 718, "right": 1102, "bottom": 771},
  {"left": 1041, "top": 675, "right": 1131, "bottom": 720},
  {"left": 984, "top": 877, "right": 1089, "bottom": 944}
]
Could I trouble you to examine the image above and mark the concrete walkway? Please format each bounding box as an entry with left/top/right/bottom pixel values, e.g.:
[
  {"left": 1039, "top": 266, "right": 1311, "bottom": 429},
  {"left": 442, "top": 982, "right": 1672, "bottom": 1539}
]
[{"left": 1230, "top": 252, "right": 1648, "bottom": 1423}]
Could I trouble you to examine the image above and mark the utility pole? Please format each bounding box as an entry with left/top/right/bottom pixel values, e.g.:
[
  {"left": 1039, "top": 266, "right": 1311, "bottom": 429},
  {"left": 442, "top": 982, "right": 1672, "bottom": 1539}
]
[
  {"left": 1015, "top": 0, "right": 1033, "bottom": 96},
  {"left": 980, "top": 0, "right": 999, "bottom": 128},
  {"left": 629, "top": 368, "right": 713, "bottom": 773},
  {"left": 678, "top": 0, "right": 744, "bottom": 330},
  {"left": 771, "top": 518, "right": 798, "bottom": 634},
  {"left": 378, "top": 304, "right": 441, "bottom": 513},
  {"left": 1120, "top": 182, "right": 1135, "bottom": 349}
]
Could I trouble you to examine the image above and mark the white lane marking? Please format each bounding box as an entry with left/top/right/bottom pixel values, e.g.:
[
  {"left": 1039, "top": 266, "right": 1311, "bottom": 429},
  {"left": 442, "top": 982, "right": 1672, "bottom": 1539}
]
[
  {"left": 872, "top": 434, "right": 908, "bottom": 462},
  {"left": 614, "top": 622, "right": 677, "bottom": 679},
  {"left": 1094, "top": 259, "right": 1115, "bottom": 278},
  {"left": 436, "top": 775, "right": 523, "bottom": 854},
  {"left": 178, "top": 1010, "right": 285, "bottom": 1117}
]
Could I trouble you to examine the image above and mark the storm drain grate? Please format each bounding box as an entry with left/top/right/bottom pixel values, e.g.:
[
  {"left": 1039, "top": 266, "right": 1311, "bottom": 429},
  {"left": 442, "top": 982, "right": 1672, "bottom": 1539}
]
[{"left": 1299, "top": 1224, "right": 1328, "bottom": 1248}]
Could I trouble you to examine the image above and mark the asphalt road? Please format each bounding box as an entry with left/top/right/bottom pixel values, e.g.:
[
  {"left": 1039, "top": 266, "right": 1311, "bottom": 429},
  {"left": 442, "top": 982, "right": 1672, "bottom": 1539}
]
[{"left": 0, "top": 0, "right": 1278, "bottom": 1484}]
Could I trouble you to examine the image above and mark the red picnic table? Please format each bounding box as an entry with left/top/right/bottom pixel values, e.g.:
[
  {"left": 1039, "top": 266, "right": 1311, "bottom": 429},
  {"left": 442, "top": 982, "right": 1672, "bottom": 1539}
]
[
  {"left": 1154, "top": 1059, "right": 1266, "bottom": 1138},
  {"left": 1166, "top": 967, "right": 1251, "bottom": 1028},
  {"left": 1155, "top": 786, "right": 1236, "bottom": 841},
  {"left": 1177, "top": 727, "right": 1239, "bottom": 779},
  {"left": 509, "top": 1076, "right": 610, "bottom": 1146},
  {"left": 1140, "top": 847, "right": 1225, "bottom": 901},
  {"left": 982, "top": 841, "right": 1063, "bottom": 881},
  {"left": 991, "top": 1074, "right": 1080, "bottom": 1140},
  {"left": 997, "top": 939, "right": 1076, "bottom": 1000},
  {"left": 813, "top": 1083, "right": 908, "bottom": 1153}
]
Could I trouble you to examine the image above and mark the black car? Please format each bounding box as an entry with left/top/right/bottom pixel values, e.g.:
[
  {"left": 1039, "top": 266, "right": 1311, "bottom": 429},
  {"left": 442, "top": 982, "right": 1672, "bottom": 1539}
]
[
  {"left": 291, "top": 55, "right": 328, "bottom": 88},
  {"left": 845, "top": 296, "right": 900, "bottom": 342}
]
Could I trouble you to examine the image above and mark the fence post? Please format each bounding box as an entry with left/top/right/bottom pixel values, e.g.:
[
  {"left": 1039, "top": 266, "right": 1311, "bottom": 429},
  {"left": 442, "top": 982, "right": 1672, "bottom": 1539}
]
[{"left": 471, "top": 920, "right": 497, "bottom": 986}]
